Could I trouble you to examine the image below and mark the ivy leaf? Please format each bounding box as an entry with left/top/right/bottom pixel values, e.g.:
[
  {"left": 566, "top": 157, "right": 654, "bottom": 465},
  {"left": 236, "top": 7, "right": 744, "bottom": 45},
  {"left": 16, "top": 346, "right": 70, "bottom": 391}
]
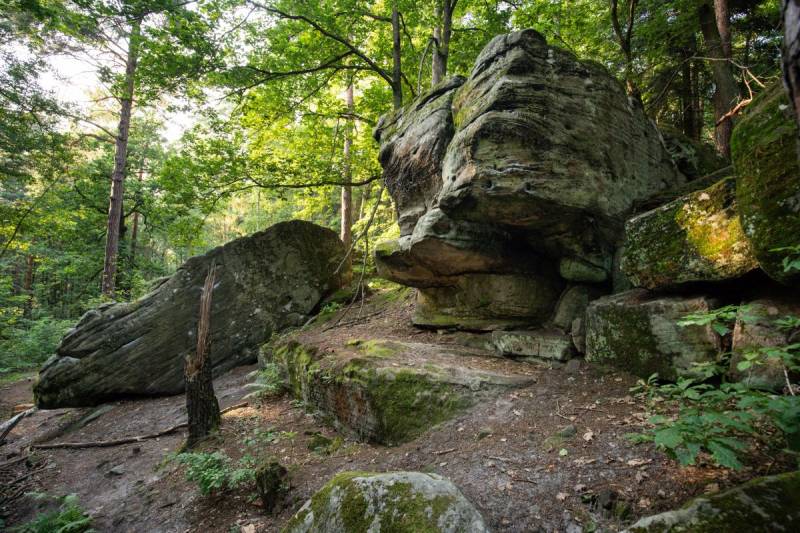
[{"left": 712, "top": 323, "right": 730, "bottom": 336}]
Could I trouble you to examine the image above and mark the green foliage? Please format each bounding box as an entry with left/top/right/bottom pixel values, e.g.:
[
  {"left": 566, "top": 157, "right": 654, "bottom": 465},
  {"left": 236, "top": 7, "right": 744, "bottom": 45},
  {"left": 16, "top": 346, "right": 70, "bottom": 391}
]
[
  {"left": 676, "top": 304, "right": 744, "bottom": 336},
  {"left": 244, "top": 363, "right": 286, "bottom": 400},
  {"left": 175, "top": 451, "right": 255, "bottom": 495},
  {"left": 13, "top": 493, "right": 94, "bottom": 533},
  {"left": 0, "top": 317, "right": 72, "bottom": 373},
  {"left": 632, "top": 307, "right": 800, "bottom": 470},
  {"left": 773, "top": 245, "right": 800, "bottom": 273}
]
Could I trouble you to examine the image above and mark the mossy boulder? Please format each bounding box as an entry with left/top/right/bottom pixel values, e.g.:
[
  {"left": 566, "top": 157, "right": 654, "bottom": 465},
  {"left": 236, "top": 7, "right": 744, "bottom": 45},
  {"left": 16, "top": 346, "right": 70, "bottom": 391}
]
[
  {"left": 659, "top": 126, "right": 728, "bottom": 180},
  {"left": 731, "top": 81, "right": 800, "bottom": 287},
  {"left": 729, "top": 298, "right": 800, "bottom": 391},
  {"left": 621, "top": 177, "right": 757, "bottom": 289},
  {"left": 282, "top": 471, "right": 488, "bottom": 533},
  {"left": 585, "top": 289, "right": 721, "bottom": 380},
  {"left": 623, "top": 470, "right": 800, "bottom": 532},
  {"left": 34, "top": 221, "right": 346, "bottom": 408},
  {"left": 270, "top": 339, "right": 533, "bottom": 445}
]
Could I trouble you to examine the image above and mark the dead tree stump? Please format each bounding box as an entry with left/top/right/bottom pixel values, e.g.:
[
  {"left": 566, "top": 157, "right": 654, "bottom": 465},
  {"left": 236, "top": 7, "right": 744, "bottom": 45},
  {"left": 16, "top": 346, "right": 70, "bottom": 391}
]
[{"left": 185, "top": 263, "right": 221, "bottom": 448}]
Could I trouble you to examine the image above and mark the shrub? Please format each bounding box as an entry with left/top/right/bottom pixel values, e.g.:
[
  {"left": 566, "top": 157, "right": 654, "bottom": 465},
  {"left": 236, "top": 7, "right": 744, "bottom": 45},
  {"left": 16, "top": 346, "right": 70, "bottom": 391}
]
[
  {"left": 631, "top": 307, "right": 800, "bottom": 469},
  {"left": 13, "top": 493, "right": 93, "bottom": 533},
  {"left": 244, "top": 363, "right": 285, "bottom": 400},
  {"left": 176, "top": 452, "right": 255, "bottom": 495}
]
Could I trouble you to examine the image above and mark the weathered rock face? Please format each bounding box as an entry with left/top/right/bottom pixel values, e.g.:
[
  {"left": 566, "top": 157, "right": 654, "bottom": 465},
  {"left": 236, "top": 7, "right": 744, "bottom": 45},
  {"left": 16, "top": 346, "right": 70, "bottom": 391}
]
[
  {"left": 585, "top": 289, "right": 721, "bottom": 380},
  {"left": 732, "top": 82, "right": 800, "bottom": 287},
  {"left": 283, "top": 471, "right": 489, "bottom": 533},
  {"left": 624, "top": 471, "right": 800, "bottom": 532},
  {"left": 729, "top": 298, "right": 800, "bottom": 391},
  {"left": 621, "top": 176, "right": 757, "bottom": 289},
  {"left": 374, "top": 29, "right": 683, "bottom": 329},
  {"left": 35, "top": 221, "right": 346, "bottom": 408},
  {"left": 271, "top": 338, "right": 533, "bottom": 445}
]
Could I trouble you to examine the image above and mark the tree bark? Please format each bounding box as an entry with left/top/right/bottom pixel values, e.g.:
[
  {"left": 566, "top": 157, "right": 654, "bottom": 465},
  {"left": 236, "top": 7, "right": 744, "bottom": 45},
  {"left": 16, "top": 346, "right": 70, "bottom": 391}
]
[
  {"left": 101, "top": 19, "right": 141, "bottom": 297},
  {"left": 340, "top": 82, "right": 354, "bottom": 257},
  {"left": 23, "top": 254, "right": 35, "bottom": 318},
  {"left": 185, "top": 263, "right": 221, "bottom": 448},
  {"left": 129, "top": 149, "right": 146, "bottom": 272},
  {"left": 783, "top": 0, "right": 800, "bottom": 123},
  {"left": 610, "top": 0, "right": 642, "bottom": 100},
  {"left": 391, "top": 2, "right": 403, "bottom": 109},
  {"left": 431, "top": 0, "right": 454, "bottom": 87},
  {"left": 699, "top": 1, "right": 739, "bottom": 158}
]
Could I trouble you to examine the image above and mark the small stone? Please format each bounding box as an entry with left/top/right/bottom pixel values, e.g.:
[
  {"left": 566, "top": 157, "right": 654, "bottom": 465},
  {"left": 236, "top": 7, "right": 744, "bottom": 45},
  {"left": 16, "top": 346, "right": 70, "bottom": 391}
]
[
  {"left": 107, "top": 465, "right": 125, "bottom": 476},
  {"left": 558, "top": 425, "right": 578, "bottom": 439},
  {"left": 255, "top": 461, "right": 289, "bottom": 515},
  {"left": 564, "top": 358, "right": 582, "bottom": 374}
]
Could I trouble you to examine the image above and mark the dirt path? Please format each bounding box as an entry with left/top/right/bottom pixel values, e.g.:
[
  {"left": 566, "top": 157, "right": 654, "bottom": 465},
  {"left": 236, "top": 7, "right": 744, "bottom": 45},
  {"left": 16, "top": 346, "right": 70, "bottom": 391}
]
[{"left": 1, "top": 291, "right": 792, "bottom": 532}]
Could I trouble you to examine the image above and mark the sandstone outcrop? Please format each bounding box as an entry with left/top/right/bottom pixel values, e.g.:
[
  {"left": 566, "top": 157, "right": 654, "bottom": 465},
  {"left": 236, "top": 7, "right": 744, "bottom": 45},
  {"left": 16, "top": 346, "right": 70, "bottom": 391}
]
[
  {"left": 374, "top": 29, "right": 683, "bottom": 330},
  {"left": 35, "top": 221, "right": 346, "bottom": 408}
]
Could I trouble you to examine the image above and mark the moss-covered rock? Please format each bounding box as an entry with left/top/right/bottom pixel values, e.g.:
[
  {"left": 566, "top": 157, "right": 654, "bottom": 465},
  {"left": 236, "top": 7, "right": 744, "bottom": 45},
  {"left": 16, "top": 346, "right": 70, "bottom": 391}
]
[
  {"left": 621, "top": 177, "right": 757, "bottom": 289},
  {"left": 585, "top": 289, "right": 721, "bottom": 380},
  {"left": 728, "top": 298, "right": 800, "bottom": 391},
  {"left": 659, "top": 126, "right": 728, "bottom": 180},
  {"left": 282, "top": 471, "right": 488, "bottom": 533},
  {"left": 270, "top": 339, "right": 533, "bottom": 445},
  {"left": 623, "top": 470, "right": 800, "bottom": 532},
  {"left": 731, "top": 81, "right": 800, "bottom": 287}
]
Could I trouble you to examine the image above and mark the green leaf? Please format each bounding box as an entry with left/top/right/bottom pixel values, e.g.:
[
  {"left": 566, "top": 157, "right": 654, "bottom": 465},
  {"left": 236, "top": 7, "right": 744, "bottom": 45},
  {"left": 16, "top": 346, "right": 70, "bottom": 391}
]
[
  {"left": 712, "top": 323, "right": 730, "bottom": 336},
  {"left": 654, "top": 427, "right": 683, "bottom": 450},
  {"left": 707, "top": 440, "right": 743, "bottom": 470}
]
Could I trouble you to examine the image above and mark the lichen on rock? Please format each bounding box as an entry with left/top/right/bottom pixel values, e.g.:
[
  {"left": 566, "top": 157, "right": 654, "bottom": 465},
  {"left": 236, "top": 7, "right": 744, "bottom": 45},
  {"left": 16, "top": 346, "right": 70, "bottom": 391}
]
[
  {"left": 282, "top": 471, "right": 488, "bottom": 533},
  {"left": 621, "top": 176, "right": 757, "bottom": 289}
]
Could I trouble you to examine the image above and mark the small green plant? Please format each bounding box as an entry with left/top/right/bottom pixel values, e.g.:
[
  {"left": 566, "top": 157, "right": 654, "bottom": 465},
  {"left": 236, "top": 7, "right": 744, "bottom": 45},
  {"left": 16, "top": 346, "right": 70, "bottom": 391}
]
[
  {"left": 244, "top": 363, "right": 286, "bottom": 400},
  {"left": 772, "top": 244, "right": 800, "bottom": 273},
  {"left": 632, "top": 306, "right": 800, "bottom": 470},
  {"left": 0, "top": 317, "right": 73, "bottom": 374},
  {"left": 176, "top": 452, "right": 255, "bottom": 495},
  {"left": 13, "top": 493, "right": 94, "bottom": 533}
]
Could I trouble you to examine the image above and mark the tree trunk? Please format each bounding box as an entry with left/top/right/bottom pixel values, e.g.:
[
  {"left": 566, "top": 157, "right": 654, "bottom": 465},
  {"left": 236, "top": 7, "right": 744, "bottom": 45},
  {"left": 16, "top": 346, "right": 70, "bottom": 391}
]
[
  {"left": 714, "top": 0, "right": 732, "bottom": 58},
  {"left": 783, "top": 0, "right": 800, "bottom": 123},
  {"left": 431, "top": 0, "right": 453, "bottom": 87},
  {"left": 610, "top": 0, "right": 642, "bottom": 101},
  {"left": 130, "top": 151, "right": 146, "bottom": 272},
  {"left": 340, "top": 82, "right": 354, "bottom": 256},
  {"left": 699, "top": 2, "right": 739, "bottom": 158},
  {"left": 23, "top": 254, "right": 35, "bottom": 318},
  {"left": 185, "top": 263, "right": 221, "bottom": 448},
  {"left": 101, "top": 19, "right": 141, "bottom": 297},
  {"left": 391, "top": 2, "right": 403, "bottom": 109}
]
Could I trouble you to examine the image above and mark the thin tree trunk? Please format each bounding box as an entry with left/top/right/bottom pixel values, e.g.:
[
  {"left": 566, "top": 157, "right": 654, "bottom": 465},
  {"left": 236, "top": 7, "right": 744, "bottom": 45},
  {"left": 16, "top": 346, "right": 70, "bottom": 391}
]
[
  {"left": 185, "top": 263, "right": 221, "bottom": 448},
  {"left": 783, "top": 0, "right": 800, "bottom": 123},
  {"left": 101, "top": 19, "right": 141, "bottom": 297},
  {"left": 341, "top": 83, "right": 354, "bottom": 254},
  {"left": 699, "top": 2, "right": 739, "bottom": 158},
  {"left": 432, "top": 1, "right": 454, "bottom": 86},
  {"left": 714, "top": 0, "right": 732, "bottom": 58},
  {"left": 130, "top": 150, "right": 146, "bottom": 272},
  {"left": 610, "top": 0, "right": 642, "bottom": 100},
  {"left": 23, "top": 254, "right": 35, "bottom": 318},
  {"left": 391, "top": 2, "right": 403, "bottom": 109}
]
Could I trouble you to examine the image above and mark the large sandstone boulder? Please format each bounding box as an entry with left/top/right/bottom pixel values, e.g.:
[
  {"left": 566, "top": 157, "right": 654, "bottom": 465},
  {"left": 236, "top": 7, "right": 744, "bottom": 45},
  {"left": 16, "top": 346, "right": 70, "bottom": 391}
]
[
  {"left": 283, "top": 471, "right": 488, "bottom": 533},
  {"left": 621, "top": 176, "right": 757, "bottom": 289},
  {"left": 374, "top": 29, "right": 684, "bottom": 329},
  {"left": 34, "top": 221, "right": 346, "bottom": 408},
  {"left": 270, "top": 338, "right": 533, "bottom": 445},
  {"left": 585, "top": 289, "right": 721, "bottom": 380},
  {"left": 732, "top": 82, "right": 800, "bottom": 287},
  {"left": 624, "top": 470, "right": 800, "bottom": 532}
]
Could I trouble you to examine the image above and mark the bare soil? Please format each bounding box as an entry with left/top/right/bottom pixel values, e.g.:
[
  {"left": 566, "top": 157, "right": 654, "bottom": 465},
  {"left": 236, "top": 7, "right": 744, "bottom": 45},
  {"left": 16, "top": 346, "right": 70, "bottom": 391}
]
[{"left": 1, "top": 289, "right": 793, "bottom": 532}]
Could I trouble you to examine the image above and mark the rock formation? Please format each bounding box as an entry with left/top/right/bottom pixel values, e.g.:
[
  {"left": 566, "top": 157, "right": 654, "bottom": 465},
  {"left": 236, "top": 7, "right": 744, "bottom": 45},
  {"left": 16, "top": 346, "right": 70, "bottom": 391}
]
[
  {"left": 731, "top": 81, "right": 800, "bottom": 287},
  {"left": 283, "top": 471, "right": 489, "bottom": 533},
  {"left": 35, "top": 221, "right": 346, "bottom": 408},
  {"left": 375, "top": 29, "right": 684, "bottom": 331}
]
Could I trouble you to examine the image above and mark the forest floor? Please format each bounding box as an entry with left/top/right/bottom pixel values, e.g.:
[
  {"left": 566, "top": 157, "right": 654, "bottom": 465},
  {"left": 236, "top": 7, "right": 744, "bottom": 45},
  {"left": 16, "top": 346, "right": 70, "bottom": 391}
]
[{"left": 1, "top": 288, "right": 794, "bottom": 533}]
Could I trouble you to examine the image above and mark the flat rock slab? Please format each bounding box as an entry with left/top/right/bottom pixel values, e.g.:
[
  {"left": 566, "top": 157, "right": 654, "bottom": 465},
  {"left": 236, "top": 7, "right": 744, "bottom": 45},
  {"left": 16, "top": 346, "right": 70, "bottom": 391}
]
[
  {"left": 35, "top": 221, "right": 346, "bottom": 408},
  {"left": 270, "top": 338, "right": 535, "bottom": 445},
  {"left": 492, "top": 329, "right": 575, "bottom": 361}
]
